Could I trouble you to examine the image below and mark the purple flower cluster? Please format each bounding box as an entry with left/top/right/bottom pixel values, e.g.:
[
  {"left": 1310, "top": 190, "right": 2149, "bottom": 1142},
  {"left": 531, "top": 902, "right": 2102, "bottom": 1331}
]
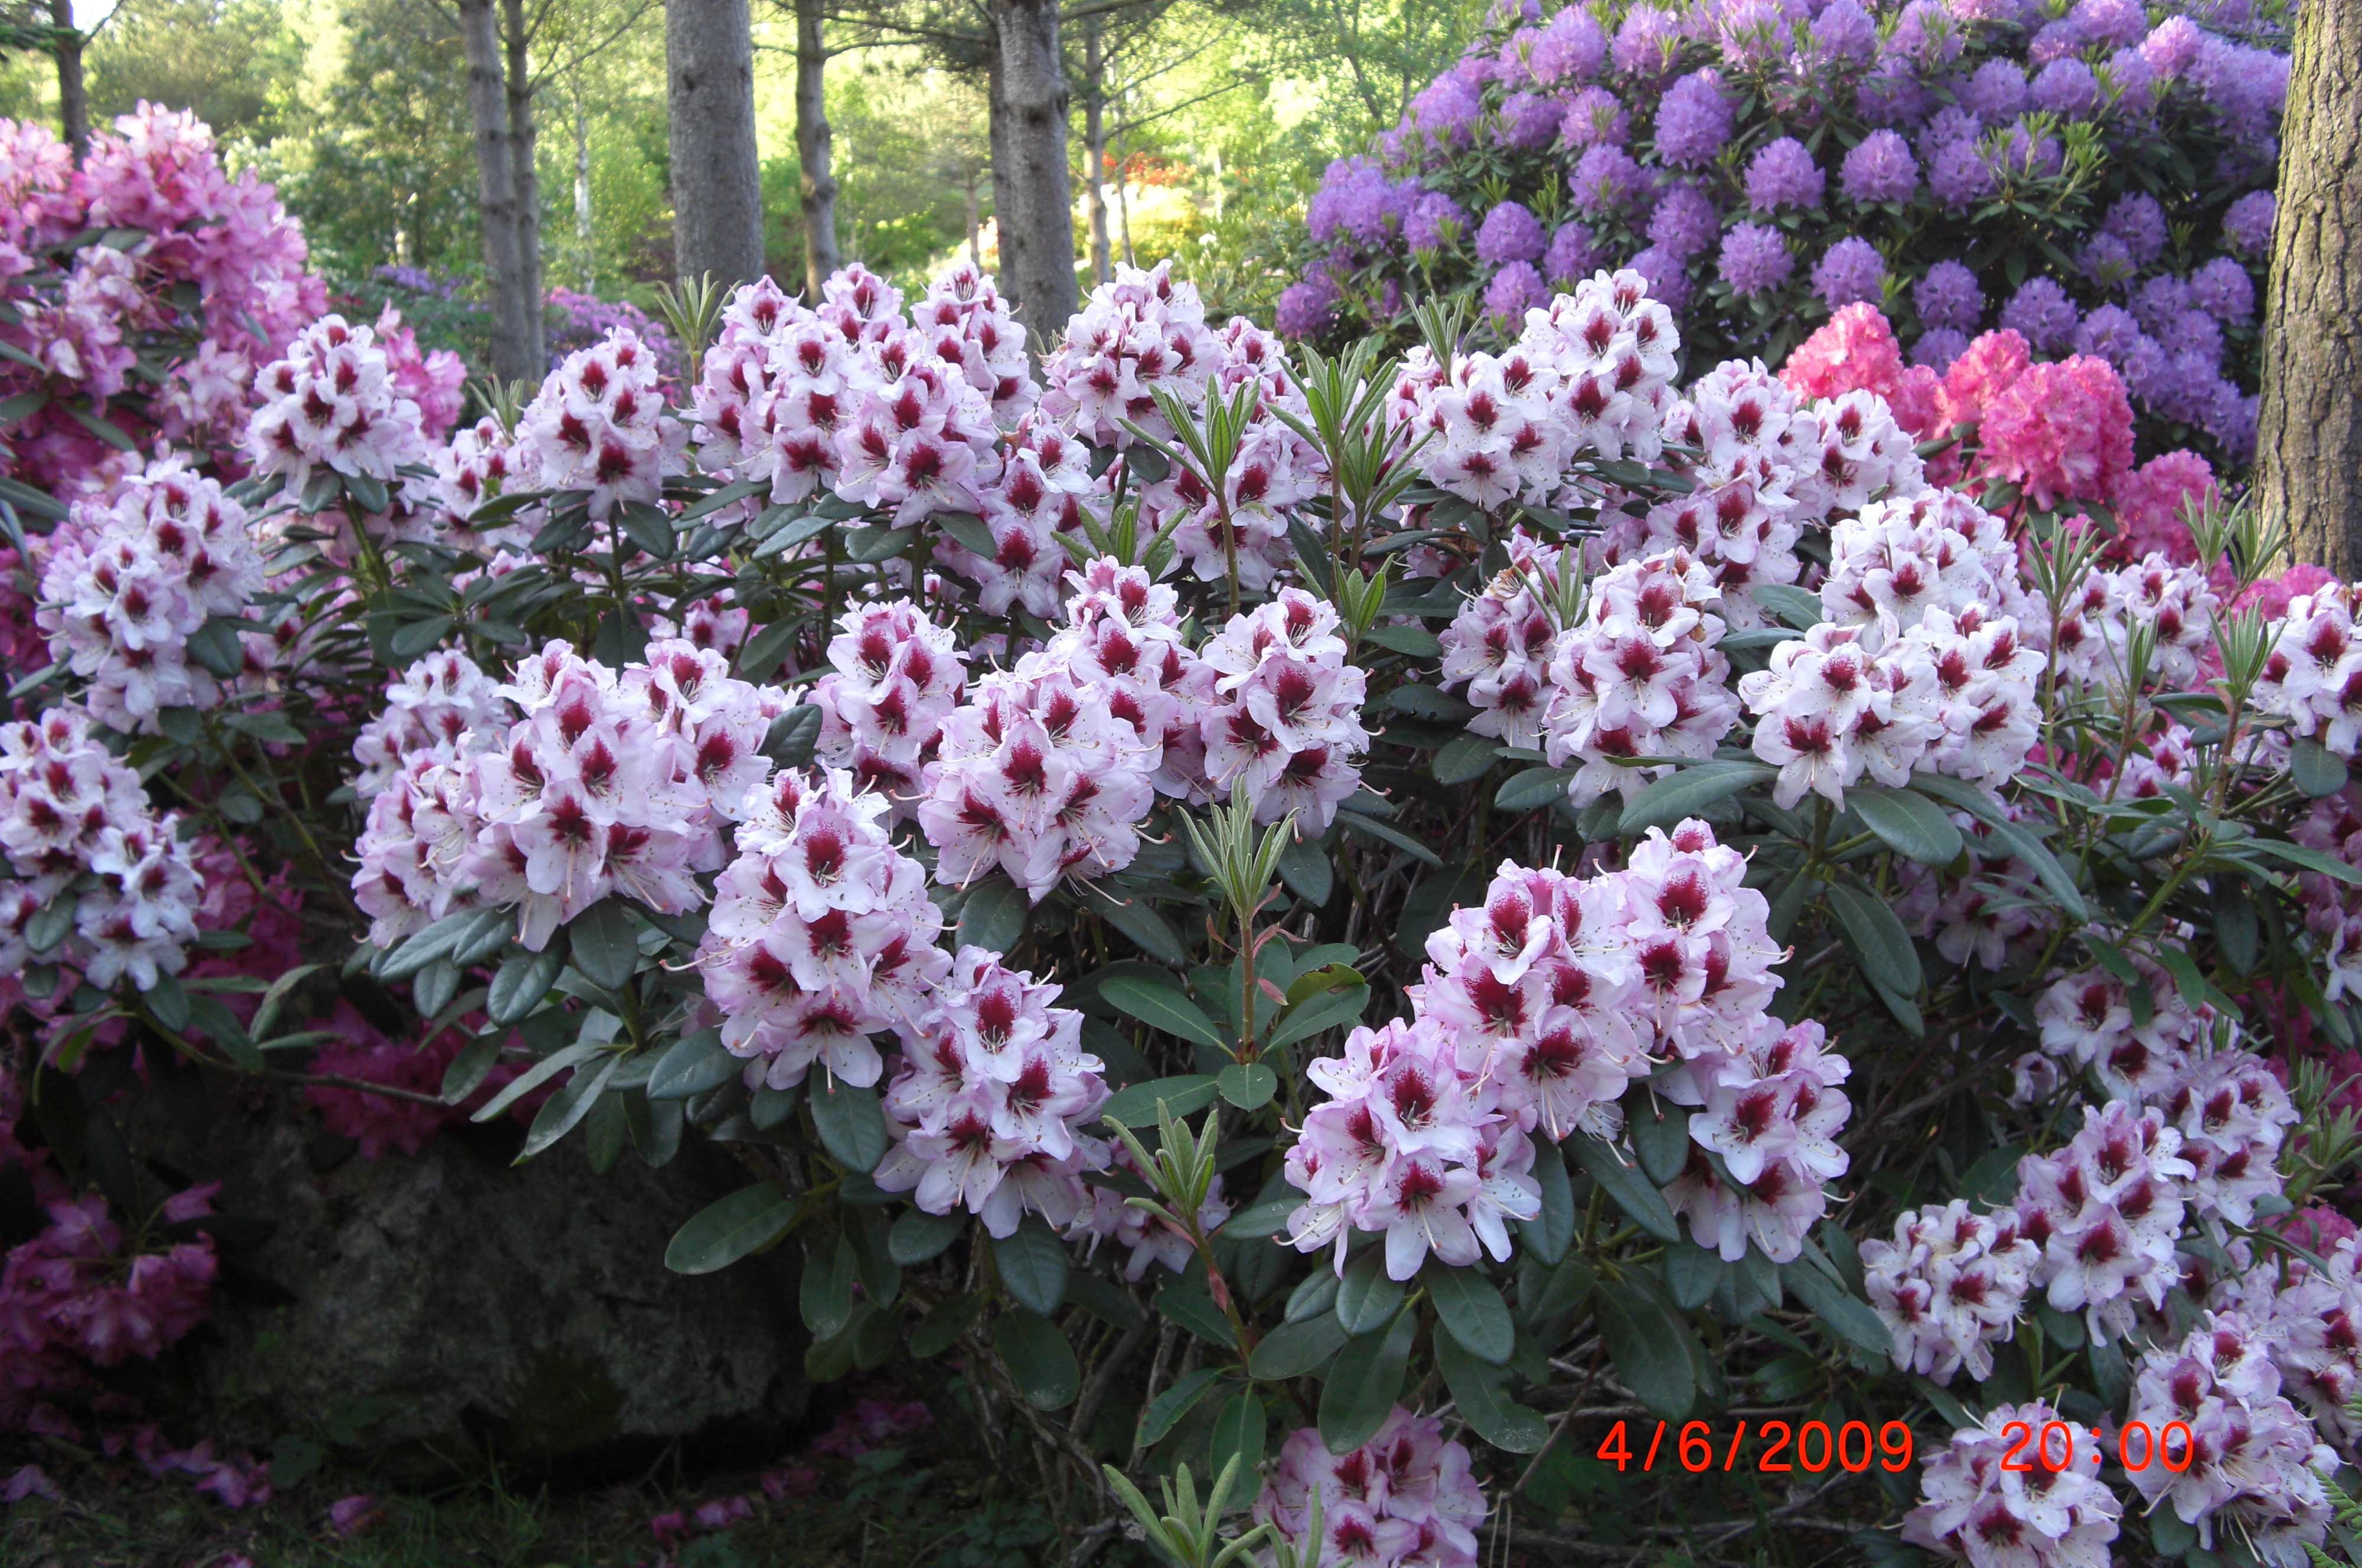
[
  {"left": 546, "top": 288, "right": 683, "bottom": 386},
  {"left": 1286, "top": 0, "right": 2283, "bottom": 464}
]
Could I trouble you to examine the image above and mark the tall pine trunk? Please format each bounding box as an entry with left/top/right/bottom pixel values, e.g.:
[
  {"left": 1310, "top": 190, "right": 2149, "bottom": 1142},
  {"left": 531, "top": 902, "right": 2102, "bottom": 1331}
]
[
  {"left": 503, "top": 0, "right": 547, "bottom": 371},
  {"left": 666, "top": 0, "right": 767, "bottom": 289},
  {"left": 1082, "top": 14, "right": 1108, "bottom": 286},
  {"left": 794, "top": 0, "right": 839, "bottom": 297},
  {"left": 2258, "top": 0, "right": 2362, "bottom": 574},
  {"left": 48, "top": 0, "right": 86, "bottom": 160},
  {"left": 574, "top": 79, "right": 594, "bottom": 292},
  {"left": 459, "top": 0, "right": 536, "bottom": 383},
  {"left": 986, "top": 0, "right": 1075, "bottom": 343}
]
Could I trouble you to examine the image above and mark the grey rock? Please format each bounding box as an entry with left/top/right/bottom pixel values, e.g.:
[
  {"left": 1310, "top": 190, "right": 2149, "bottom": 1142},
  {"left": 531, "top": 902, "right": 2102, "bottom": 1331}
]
[{"left": 144, "top": 1087, "right": 806, "bottom": 1476}]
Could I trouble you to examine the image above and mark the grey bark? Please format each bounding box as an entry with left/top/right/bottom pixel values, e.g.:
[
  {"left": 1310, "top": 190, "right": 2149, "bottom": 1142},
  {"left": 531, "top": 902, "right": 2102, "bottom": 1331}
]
[
  {"left": 985, "top": 0, "right": 1075, "bottom": 341},
  {"left": 667, "top": 0, "right": 766, "bottom": 289},
  {"left": 1082, "top": 12, "right": 1109, "bottom": 285},
  {"left": 793, "top": 0, "right": 839, "bottom": 296},
  {"left": 965, "top": 166, "right": 981, "bottom": 267},
  {"left": 503, "top": 0, "right": 547, "bottom": 371},
  {"left": 48, "top": 0, "right": 86, "bottom": 161},
  {"left": 574, "top": 78, "right": 594, "bottom": 292},
  {"left": 459, "top": 0, "right": 537, "bottom": 383},
  {"left": 2259, "top": 0, "right": 2362, "bottom": 575}
]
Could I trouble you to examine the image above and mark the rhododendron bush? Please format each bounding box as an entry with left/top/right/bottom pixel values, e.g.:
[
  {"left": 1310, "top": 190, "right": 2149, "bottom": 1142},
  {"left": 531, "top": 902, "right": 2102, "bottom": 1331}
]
[
  {"left": 1281, "top": 0, "right": 2286, "bottom": 468},
  {"left": 9, "top": 106, "right": 2362, "bottom": 1568}
]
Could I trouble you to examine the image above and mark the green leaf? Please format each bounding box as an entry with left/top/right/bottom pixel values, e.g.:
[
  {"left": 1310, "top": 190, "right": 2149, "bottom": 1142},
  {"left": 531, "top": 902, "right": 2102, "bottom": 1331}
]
[
  {"left": 1617, "top": 762, "right": 1776, "bottom": 835},
  {"left": 1826, "top": 880, "right": 1924, "bottom": 997},
  {"left": 440, "top": 1033, "right": 503, "bottom": 1104},
  {"left": 1319, "top": 1309, "right": 1416, "bottom": 1454},
  {"left": 1751, "top": 583, "right": 1824, "bottom": 630},
  {"left": 1216, "top": 1060, "right": 1278, "bottom": 1109},
  {"left": 1100, "top": 976, "right": 1229, "bottom": 1052},
  {"left": 1663, "top": 1239, "right": 1728, "bottom": 1311},
  {"left": 22, "top": 900, "right": 71, "bottom": 959},
  {"left": 1495, "top": 767, "right": 1575, "bottom": 811},
  {"left": 1521, "top": 1144, "right": 1574, "bottom": 1265},
  {"left": 758, "top": 703, "right": 823, "bottom": 764},
  {"left": 1593, "top": 1278, "right": 1697, "bottom": 1422},
  {"left": 809, "top": 1080, "right": 888, "bottom": 1172},
  {"left": 993, "top": 1214, "right": 1071, "bottom": 1315},
  {"left": 514, "top": 1055, "right": 621, "bottom": 1161},
  {"left": 664, "top": 1182, "right": 796, "bottom": 1274},
  {"left": 1530, "top": 1256, "right": 1596, "bottom": 1322},
  {"left": 889, "top": 1208, "right": 967, "bottom": 1266},
  {"left": 1567, "top": 1134, "right": 1680, "bottom": 1243},
  {"left": 1433, "top": 732, "right": 1500, "bottom": 785},
  {"left": 614, "top": 501, "right": 677, "bottom": 559},
  {"left": 1249, "top": 1311, "right": 1349, "bottom": 1380},
  {"left": 2291, "top": 738, "right": 2348, "bottom": 799},
  {"left": 1386, "top": 685, "right": 1478, "bottom": 722},
  {"left": 1210, "top": 1391, "right": 1267, "bottom": 1479},
  {"left": 1362, "top": 622, "right": 1443, "bottom": 656},
  {"left": 1077, "top": 882, "right": 1189, "bottom": 966},
  {"left": 1265, "top": 984, "right": 1369, "bottom": 1050},
  {"left": 1099, "top": 1074, "right": 1220, "bottom": 1128},
  {"left": 1434, "top": 1329, "right": 1548, "bottom": 1452},
  {"left": 911, "top": 1293, "right": 980, "bottom": 1358},
  {"left": 1849, "top": 787, "right": 1965, "bottom": 867},
  {"left": 1154, "top": 1281, "right": 1237, "bottom": 1347},
  {"left": 934, "top": 508, "right": 999, "bottom": 559},
  {"left": 1336, "top": 1246, "right": 1407, "bottom": 1336},
  {"left": 379, "top": 909, "right": 477, "bottom": 981},
  {"left": 566, "top": 899, "right": 640, "bottom": 991},
  {"left": 646, "top": 1027, "right": 739, "bottom": 1100},
  {"left": 2089, "top": 1331, "right": 2130, "bottom": 1410},
  {"left": 1909, "top": 775, "right": 2089, "bottom": 921},
  {"left": 1276, "top": 837, "right": 1334, "bottom": 905},
  {"left": 677, "top": 475, "right": 765, "bottom": 521},
  {"left": 1427, "top": 1266, "right": 1513, "bottom": 1366},
  {"left": 389, "top": 614, "right": 456, "bottom": 661},
  {"left": 1627, "top": 1101, "right": 1693, "bottom": 1187},
  {"left": 956, "top": 873, "right": 1029, "bottom": 955},
  {"left": 1137, "top": 1367, "right": 1228, "bottom": 1446},
  {"left": 846, "top": 524, "right": 915, "bottom": 563},
  {"left": 184, "top": 616, "right": 247, "bottom": 680},
  {"left": 2246, "top": 836, "right": 2362, "bottom": 886},
  {"left": 1221, "top": 1197, "right": 1297, "bottom": 1240},
  {"left": 801, "top": 1231, "right": 859, "bottom": 1338},
  {"left": 1779, "top": 1258, "right": 1893, "bottom": 1360},
  {"left": 1336, "top": 809, "right": 1444, "bottom": 867},
  {"left": 470, "top": 1041, "right": 603, "bottom": 1122},
  {"left": 994, "top": 1310, "right": 1081, "bottom": 1409},
  {"left": 486, "top": 940, "right": 564, "bottom": 1025}
]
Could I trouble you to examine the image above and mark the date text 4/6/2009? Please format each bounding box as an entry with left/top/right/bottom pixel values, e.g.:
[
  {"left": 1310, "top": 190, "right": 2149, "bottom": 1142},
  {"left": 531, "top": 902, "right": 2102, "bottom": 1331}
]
[{"left": 1593, "top": 1419, "right": 1913, "bottom": 1474}]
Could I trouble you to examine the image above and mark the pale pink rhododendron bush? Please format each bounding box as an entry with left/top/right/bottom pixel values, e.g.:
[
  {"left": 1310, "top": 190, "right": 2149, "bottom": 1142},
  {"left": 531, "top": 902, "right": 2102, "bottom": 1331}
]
[{"left": 5, "top": 101, "right": 2362, "bottom": 1568}]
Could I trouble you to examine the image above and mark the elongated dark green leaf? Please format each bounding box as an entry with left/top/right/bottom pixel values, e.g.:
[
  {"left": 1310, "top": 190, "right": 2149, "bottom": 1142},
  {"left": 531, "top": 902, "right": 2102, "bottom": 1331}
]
[
  {"left": 1751, "top": 582, "right": 1824, "bottom": 630},
  {"left": 1594, "top": 1278, "right": 1696, "bottom": 1421},
  {"left": 1495, "top": 767, "right": 1575, "bottom": 811},
  {"left": 1779, "top": 1258, "right": 1893, "bottom": 1359},
  {"left": 1221, "top": 1197, "right": 1297, "bottom": 1240},
  {"left": 1249, "top": 1310, "right": 1349, "bottom": 1380},
  {"left": 957, "top": 873, "right": 1029, "bottom": 954},
  {"left": 910, "top": 1292, "right": 980, "bottom": 1357},
  {"left": 1137, "top": 1366, "right": 1228, "bottom": 1446},
  {"left": 1435, "top": 1329, "right": 1547, "bottom": 1452},
  {"left": 1336, "top": 1247, "right": 1407, "bottom": 1336},
  {"left": 2246, "top": 836, "right": 2362, "bottom": 886},
  {"left": 809, "top": 1080, "right": 888, "bottom": 1171},
  {"left": 1434, "top": 732, "right": 1500, "bottom": 785},
  {"left": 1155, "top": 1282, "right": 1237, "bottom": 1347},
  {"left": 380, "top": 909, "right": 477, "bottom": 981},
  {"left": 647, "top": 1027, "right": 738, "bottom": 1100},
  {"left": 664, "top": 1181, "right": 795, "bottom": 1274},
  {"left": 2292, "top": 738, "right": 2349, "bottom": 799},
  {"left": 1663, "top": 1238, "right": 1728, "bottom": 1311},
  {"left": 1427, "top": 1266, "right": 1513, "bottom": 1366},
  {"left": 1078, "top": 882, "right": 1188, "bottom": 965},
  {"left": 1319, "top": 1310, "right": 1415, "bottom": 1454},
  {"left": 1618, "top": 762, "right": 1775, "bottom": 835},
  {"left": 1627, "top": 1102, "right": 1693, "bottom": 1187},
  {"left": 486, "top": 940, "right": 563, "bottom": 1024},
  {"left": 1216, "top": 1061, "right": 1278, "bottom": 1109},
  {"left": 1276, "top": 837, "right": 1334, "bottom": 904},
  {"left": 471, "top": 1040, "right": 602, "bottom": 1122},
  {"left": 993, "top": 1214, "right": 1070, "bottom": 1315},
  {"left": 1567, "top": 1134, "right": 1679, "bottom": 1243},
  {"left": 994, "top": 1310, "right": 1081, "bottom": 1409},
  {"left": 1825, "top": 880, "right": 1924, "bottom": 996},
  {"left": 1530, "top": 1256, "right": 1595, "bottom": 1323},
  {"left": 1849, "top": 787, "right": 1965, "bottom": 866},
  {"left": 1521, "top": 1144, "right": 1574, "bottom": 1266},
  {"left": 184, "top": 616, "right": 246, "bottom": 679},
  {"left": 567, "top": 899, "right": 639, "bottom": 990},
  {"left": 1910, "top": 775, "right": 2089, "bottom": 920},
  {"left": 801, "top": 1231, "right": 859, "bottom": 1338},
  {"left": 515, "top": 1055, "right": 621, "bottom": 1160},
  {"left": 1211, "top": 1391, "right": 1267, "bottom": 1478},
  {"left": 934, "top": 508, "right": 999, "bottom": 559},
  {"left": 1099, "top": 1074, "right": 1219, "bottom": 1128},
  {"left": 888, "top": 1208, "right": 965, "bottom": 1265},
  {"left": 758, "top": 703, "right": 822, "bottom": 764},
  {"left": 1265, "top": 984, "right": 1369, "bottom": 1050},
  {"left": 1100, "top": 977, "right": 1228, "bottom": 1051},
  {"left": 1336, "top": 810, "right": 1444, "bottom": 867}
]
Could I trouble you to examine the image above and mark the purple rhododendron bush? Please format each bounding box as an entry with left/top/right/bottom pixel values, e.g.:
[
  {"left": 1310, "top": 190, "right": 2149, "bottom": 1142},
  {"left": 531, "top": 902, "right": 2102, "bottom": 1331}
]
[
  {"left": 7, "top": 102, "right": 2362, "bottom": 1568},
  {"left": 1281, "top": 0, "right": 2285, "bottom": 471}
]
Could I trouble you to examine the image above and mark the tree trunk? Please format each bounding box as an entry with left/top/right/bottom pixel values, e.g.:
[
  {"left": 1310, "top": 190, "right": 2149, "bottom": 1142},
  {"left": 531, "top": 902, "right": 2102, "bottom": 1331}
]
[
  {"left": 666, "top": 0, "right": 766, "bottom": 289},
  {"left": 503, "top": 0, "right": 546, "bottom": 371},
  {"left": 1113, "top": 133, "right": 1134, "bottom": 267},
  {"left": 574, "top": 79, "right": 594, "bottom": 293},
  {"left": 965, "top": 168, "right": 981, "bottom": 268},
  {"left": 1082, "top": 14, "right": 1108, "bottom": 286},
  {"left": 48, "top": 0, "right": 86, "bottom": 161},
  {"left": 793, "top": 0, "right": 839, "bottom": 297},
  {"left": 458, "top": 0, "right": 535, "bottom": 384},
  {"left": 2259, "top": 0, "right": 2362, "bottom": 575},
  {"left": 985, "top": 0, "right": 1074, "bottom": 342}
]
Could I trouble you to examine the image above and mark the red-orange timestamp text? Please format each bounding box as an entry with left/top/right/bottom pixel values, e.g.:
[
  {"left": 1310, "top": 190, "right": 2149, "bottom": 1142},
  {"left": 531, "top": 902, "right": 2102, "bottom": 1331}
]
[{"left": 1594, "top": 1419, "right": 1914, "bottom": 1474}]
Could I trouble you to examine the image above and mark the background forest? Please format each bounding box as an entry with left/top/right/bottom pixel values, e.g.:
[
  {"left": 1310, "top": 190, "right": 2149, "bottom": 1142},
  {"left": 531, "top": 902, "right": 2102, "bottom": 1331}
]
[{"left": 0, "top": 0, "right": 1471, "bottom": 355}]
